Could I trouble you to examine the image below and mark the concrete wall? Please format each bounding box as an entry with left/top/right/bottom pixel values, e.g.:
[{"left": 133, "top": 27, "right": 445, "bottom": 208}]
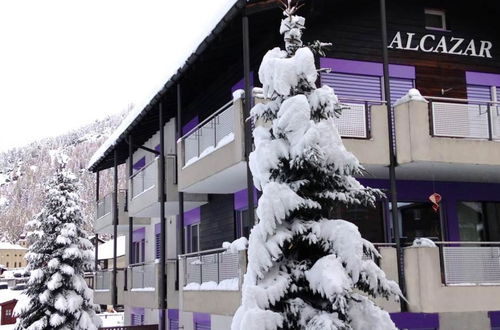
[
  {"left": 395, "top": 99, "right": 500, "bottom": 166},
  {"left": 343, "top": 104, "right": 390, "bottom": 166},
  {"left": 405, "top": 246, "right": 500, "bottom": 313},
  {"left": 439, "top": 311, "right": 491, "bottom": 330}
]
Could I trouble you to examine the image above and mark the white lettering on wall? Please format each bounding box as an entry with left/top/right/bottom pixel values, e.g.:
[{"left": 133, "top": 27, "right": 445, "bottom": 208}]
[{"left": 388, "top": 31, "right": 493, "bottom": 58}]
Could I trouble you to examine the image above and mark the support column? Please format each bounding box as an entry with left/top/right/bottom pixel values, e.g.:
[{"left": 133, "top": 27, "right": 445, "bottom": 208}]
[
  {"left": 380, "top": 0, "right": 406, "bottom": 309},
  {"left": 112, "top": 150, "right": 119, "bottom": 306},
  {"left": 177, "top": 83, "right": 185, "bottom": 289},
  {"left": 128, "top": 135, "right": 134, "bottom": 267},
  {"left": 159, "top": 103, "right": 167, "bottom": 330},
  {"left": 242, "top": 15, "right": 256, "bottom": 224},
  {"left": 94, "top": 171, "right": 100, "bottom": 273}
]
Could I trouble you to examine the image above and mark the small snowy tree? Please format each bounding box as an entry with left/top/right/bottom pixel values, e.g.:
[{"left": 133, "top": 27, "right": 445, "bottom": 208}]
[
  {"left": 14, "top": 155, "right": 101, "bottom": 330},
  {"left": 232, "top": 2, "right": 401, "bottom": 330}
]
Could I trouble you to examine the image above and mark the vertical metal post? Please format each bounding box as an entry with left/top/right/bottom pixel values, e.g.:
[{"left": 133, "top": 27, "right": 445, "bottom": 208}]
[
  {"left": 177, "top": 83, "right": 185, "bottom": 290},
  {"left": 159, "top": 103, "right": 167, "bottom": 330},
  {"left": 128, "top": 135, "right": 134, "bottom": 268},
  {"left": 95, "top": 171, "right": 100, "bottom": 273},
  {"left": 380, "top": 0, "right": 406, "bottom": 309},
  {"left": 242, "top": 15, "right": 256, "bottom": 224},
  {"left": 487, "top": 103, "right": 493, "bottom": 141},
  {"left": 112, "top": 150, "right": 118, "bottom": 306}
]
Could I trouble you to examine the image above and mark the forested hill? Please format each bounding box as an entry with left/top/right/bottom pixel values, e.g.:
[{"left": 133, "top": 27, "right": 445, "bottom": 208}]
[{"left": 0, "top": 112, "right": 128, "bottom": 242}]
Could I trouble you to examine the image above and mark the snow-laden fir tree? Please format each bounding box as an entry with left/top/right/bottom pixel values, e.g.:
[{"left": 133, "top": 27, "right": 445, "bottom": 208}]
[
  {"left": 14, "top": 154, "right": 101, "bottom": 330},
  {"left": 232, "top": 2, "right": 401, "bottom": 330}
]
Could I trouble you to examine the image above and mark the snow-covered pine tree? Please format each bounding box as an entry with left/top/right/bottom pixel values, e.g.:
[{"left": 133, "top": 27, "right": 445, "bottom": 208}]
[
  {"left": 231, "top": 2, "right": 401, "bottom": 330},
  {"left": 14, "top": 155, "right": 101, "bottom": 330}
]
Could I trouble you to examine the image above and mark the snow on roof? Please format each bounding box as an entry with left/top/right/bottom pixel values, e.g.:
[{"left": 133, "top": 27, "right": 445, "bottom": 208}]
[
  {"left": 0, "top": 288, "right": 21, "bottom": 304},
  {"left": 97, "top": 236, "right": 126, "bottom": 260},
  {"left": 0, "top": 242, "right": 26, "bottom": 250},
  {"left": 87, "top": 0, "right": 241, "bottom": 171}
]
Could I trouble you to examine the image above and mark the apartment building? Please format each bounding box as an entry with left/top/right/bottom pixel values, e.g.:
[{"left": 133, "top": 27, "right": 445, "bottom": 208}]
[
  {"left": 0, "top": 242, "right": 27, "bottom": 270},
  {"left": 88, "top": 0, "right": 500, "bottom": 329}
]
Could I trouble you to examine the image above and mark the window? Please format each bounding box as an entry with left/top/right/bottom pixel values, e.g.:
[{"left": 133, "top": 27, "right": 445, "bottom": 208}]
[
  {"left": 131, "top": 313, "right": 144, "bottom": 326},
  {"left": 5, "top": 309, "right": 12, "bottom": 316},
  {"left": 425, "top": 9, "right": 446, "bottom": 31},
  {"left": 185, "top": 223, "right": 200, "bottom": 253},
  {"left": 330, "top": 202, "right": 386, "bottom": 243},
  {"left": 131, "top": 239, "right": 145, "bottom": 264},
  {"left": 235, "top": 208, "right": 256, "bottom": 239},
  {"left": 390, "top": 202, "right": 442, "bottom": 243},
  {"left": 155, "top": 231, "right": 161, "bottom": 259},
  {"left": 457, "top": 202, "right": 500, "bottom": 241}
]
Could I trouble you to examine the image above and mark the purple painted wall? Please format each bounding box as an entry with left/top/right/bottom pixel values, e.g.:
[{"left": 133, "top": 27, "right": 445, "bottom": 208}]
[
  {"left": 320, "top": 57, "right": 415, "bottom": 79},
  {"left": 466, "top": 71, "right": 500, "bottom": 86},
  {"left": 168, "top": 309, "right": 179, "bottom": 321},
  {"left": 390, "top": 312, "right": 439, "bottom": 329},
  {"left": 360, "top": 179, "right": 500, "bottom": 241},
  {"left": 182, "top": 116, "right": 199, "bottom": 136},
  {"left": 234, "top": 188, "right": 258, "bottom": 210},
  {"left": 489, "top": 311, "right": 500, "bottom": 327},
  {"left": 193, "top": 312, "right": 210, "bottom": 325},
  {"left": 132, "top": 227, "right": 145, "bottom": 242},
  {"left": 133, "top": 157, "right": 146, "bottom": 171},
  {"left": 183, "top": 207, "right": 201, "bottom": 226}
]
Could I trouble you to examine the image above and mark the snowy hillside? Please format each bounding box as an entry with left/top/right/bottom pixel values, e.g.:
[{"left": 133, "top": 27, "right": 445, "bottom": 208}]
[{"left": 0, "top": 112, "right": 128, "bottom": 243}]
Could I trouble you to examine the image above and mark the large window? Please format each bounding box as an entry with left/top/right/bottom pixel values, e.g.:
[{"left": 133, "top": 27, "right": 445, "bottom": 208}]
[
  {"left": 390, "top": 202, "right": 442, "bottom": 243},
  {"left": 424, "top": 9, "right": 447, "bottom": 31},
  {"left": 330, "top": 202, "right": 386, "bottom": 243},
  {"left": 457, "top": 201, "right": 500, "bottom": 241},
  {"left": 235, "top": 208, "right": 256, "bottom": 239},
  {"left": 131, "top": 239, "right": 145, "bottom": 264},
  {"left": 185, "top": 223, "right": 200, "bottom": 253}
]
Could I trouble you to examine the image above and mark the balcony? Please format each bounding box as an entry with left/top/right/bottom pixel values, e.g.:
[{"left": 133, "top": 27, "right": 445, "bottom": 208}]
[
  {"left": 405, "top": 242, "right": 500, "bottom": 313},
  {"left": 94, "top": 190, "right": 150, "bottom": 234},
  {"left": 178, "top": 245, "right": 400, "bottom": 316},
  {"left": 93, "top": 269, "right": 125, "bottom": 306},
  {"left": 128, "top": 156, "right": 207, "bottom": 218},
  {"left": 123, "top": 262, "right": 161, "bottom": 309},
  {"left": 177, "top": 96, "right": 391, "bottom": 193},
  {"left": 177, "top": 98, "right": 246, "bottom": 194},
  {"left": 394, "top": 98, "right": 500, "bottom": 183},
  {"left": 179, "top": 248, "right": 246, "bottom": 315}
]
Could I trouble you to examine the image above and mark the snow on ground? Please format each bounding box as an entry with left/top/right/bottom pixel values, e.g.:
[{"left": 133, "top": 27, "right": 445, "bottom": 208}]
[
  {"left": 0, "top": 196, "right": 8, "bottom": 207},
  {"left": 0, "top": 324, "right": 15, "bottom": 329},
  {"left": 184, "top": 277, "right": 239, "bottom": 291},
  {"left": 0, "top": 173, "right": 8, "bottom": 186},
  {"left": 0, "top": 288, "right": 22, "bottom": 304},
  {"left": 96, "top": 236, "right": 126, "bottom": 260},
  {"left": 183, "top": 132, "right": 235, "bottom": 168}
]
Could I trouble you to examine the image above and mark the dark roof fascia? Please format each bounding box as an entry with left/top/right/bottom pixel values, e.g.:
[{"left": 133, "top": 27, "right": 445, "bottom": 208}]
[{"left": 89, "top": 0, "right": 248, "bottom": 172}]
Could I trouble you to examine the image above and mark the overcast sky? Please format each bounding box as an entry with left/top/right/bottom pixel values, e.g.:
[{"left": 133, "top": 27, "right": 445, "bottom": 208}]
[{"left": 0, "top": 0, "right": 236, "bottom": 152}]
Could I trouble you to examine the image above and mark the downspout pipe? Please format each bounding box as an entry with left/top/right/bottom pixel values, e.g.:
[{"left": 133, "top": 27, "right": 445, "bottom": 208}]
[
  {"left": 112, "top": 150, "right": 118, "bottom": 306},
  {"left": 159, "top": 103, "right": 167, "bottom": 330}
]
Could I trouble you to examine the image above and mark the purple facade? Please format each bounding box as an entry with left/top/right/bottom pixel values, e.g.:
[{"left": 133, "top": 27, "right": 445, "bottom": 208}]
[
  {"left": 183, "top": 207, "right": 201, "bottom": 226},
  {"left": 320, "top": 57, "right": 415, "bottom": 79},
  {"left": 234, "top": 187, "right": 258, "bottom": 211},
  {"left": 390, "top": 312, "right": 439, "bottom": 329}
]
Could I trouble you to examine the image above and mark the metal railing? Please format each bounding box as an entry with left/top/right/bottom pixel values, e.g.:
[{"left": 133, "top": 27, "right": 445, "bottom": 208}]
[
  {"left": 84, "top": 272, "right": 95, "bottom": 289},
  {"left": 335, "top": 98, "right": 383, "bottom": 139},
  {"left": 130, "top": 158, "right": 157, "bottom": 198},
  {"left": 435, "top": 241, "right": 500, "bottom": 286},
  {"left": 180, "top": 100, "right": 236, "bottom": 167},
  {"left": 129, "top": 262, "right": 156, "bottom": 290},
  {"left": 97, "top": 193, "right": 113, "bottom": 219},
  {"left": 428, "top": 97, "right": 500, "bottom": 140},
  {"left": 180, "top": 247, "right": 241, "bottom": 289},
  {"left": 95, "top": 270, "right": 112, "bottom": 290},
  {"left": 96, "top": 190, "right": 128, "bottom": 219}
]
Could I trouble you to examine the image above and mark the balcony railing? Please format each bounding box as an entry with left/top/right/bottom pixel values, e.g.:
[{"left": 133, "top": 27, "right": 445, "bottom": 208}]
[
  {"left": 95, "top": 270, "right": 112, "bottom": 291},
  {"left": 97, "top": 193, "right": 113, "bottom": 219},
  {"left": 428, "top": 97, "right": 500, "bottom": 140},
  {"left": 181, "top": 100, "right": 236, "bottom": 167},
  {"left": 181, "top": 248, "right": 242, "bottom": 290},
  {"left": 130, "top": 159, "right": 157, "bottom": 198},
  {"left": 97, "top": 190, "right": 128, "bottom": 219},
  {"left": 437, "top": 241, "right": 500, "bottom": 286},
  {"left": 129, "top": 262, "right": 156, "bottom": 290}
]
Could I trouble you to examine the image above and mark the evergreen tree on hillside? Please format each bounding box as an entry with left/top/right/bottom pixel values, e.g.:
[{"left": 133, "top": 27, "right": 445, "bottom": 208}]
[
  {"left": 232, "top": 2, "right": 401, "bottom": 329},
  {"left": 14, "top": 155, "right": 101, "bottom": 330}
]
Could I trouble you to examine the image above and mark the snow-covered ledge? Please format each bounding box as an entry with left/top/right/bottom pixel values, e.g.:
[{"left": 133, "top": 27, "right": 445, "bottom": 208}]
[{"left": 393, "top": 88, "right": 428, "bottom": 107}]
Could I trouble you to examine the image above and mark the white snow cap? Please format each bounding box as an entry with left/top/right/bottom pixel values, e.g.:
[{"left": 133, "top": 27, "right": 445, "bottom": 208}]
[
  {"left": 411, "top": 237, "right": 437, "bottom": 248},
  {"left": 393, "top": 88, "right": 427, "bottom": 107},
  {"left": 222, "top": 237, "right": 248, "bottom": 253}
]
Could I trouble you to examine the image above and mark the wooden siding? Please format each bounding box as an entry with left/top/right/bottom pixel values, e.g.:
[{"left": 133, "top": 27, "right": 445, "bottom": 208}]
[{"left": 199, "top": 194, "right": 235, "bottom": 250}]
